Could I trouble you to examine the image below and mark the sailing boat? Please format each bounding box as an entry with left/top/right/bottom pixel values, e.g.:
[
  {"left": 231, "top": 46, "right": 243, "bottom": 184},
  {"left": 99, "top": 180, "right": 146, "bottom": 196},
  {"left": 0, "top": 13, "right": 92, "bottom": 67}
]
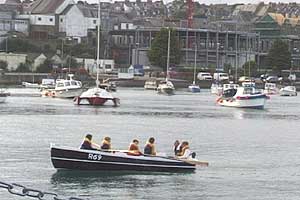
[
  {"left": 74, "top": 0, "right": 119, "bottom": 106},
  {"left": 188, "top": 44, "right": 200, "bottom": 93},
  {"left": 157, "top": 29, "right": 175, "bottom": 95}
]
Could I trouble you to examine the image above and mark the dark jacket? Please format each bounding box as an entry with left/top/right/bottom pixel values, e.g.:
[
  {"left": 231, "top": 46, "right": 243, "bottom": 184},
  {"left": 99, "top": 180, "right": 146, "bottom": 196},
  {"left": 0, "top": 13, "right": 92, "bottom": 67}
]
[{"left": 80, "top": 140, "right": 96, "bottom": 150}]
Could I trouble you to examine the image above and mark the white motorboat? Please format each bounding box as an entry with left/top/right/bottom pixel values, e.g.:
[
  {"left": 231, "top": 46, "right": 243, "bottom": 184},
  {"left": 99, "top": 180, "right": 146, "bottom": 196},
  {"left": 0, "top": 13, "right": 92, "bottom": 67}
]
[
  {"left": 279, "top": 86, "right": 297, "bottom": 96},
  {"left": 264, "top": 83, "right": 279, "bottom": 95},
  {"left": 222, "top": 82, "right": 239, "bottom": 97},
  {"left": 40, "top": 79, "right": 56, "bottom": 90},
  {"left": 42, "top": 74, "right": 83, "bottom": 98},
  {"left": 188, "top": 83, "right": 200, "bottom": 93},
  {"left": 0, "top": 89, "right": 9, "bottom": 103},
  {"left": 216, "top": 82, "right": 269, "bottom": 109},
  {"left": 144, "top": 79, "right": 157, "bottom": 90},
  {"left": 73, "top": 2, "right": 119, "bottom": 107},
  {"left": 157, "top": 80, "right": 175, "bottom": 95},
  {"left": 22, "top": 82, "right": 40, "bottom": 88},
  {"left": 211, "top": 82, "right": 223, "bottom": 95},
  {"left": 157, "top": 29, "right": 175, "bottom": 95}
]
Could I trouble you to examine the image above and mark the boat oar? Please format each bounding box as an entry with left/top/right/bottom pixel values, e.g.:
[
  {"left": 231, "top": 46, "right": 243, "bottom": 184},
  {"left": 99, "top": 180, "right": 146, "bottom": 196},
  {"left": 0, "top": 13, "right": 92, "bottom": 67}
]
[{"left": 179, "top": 158, "right": 209, "bottom": 167}]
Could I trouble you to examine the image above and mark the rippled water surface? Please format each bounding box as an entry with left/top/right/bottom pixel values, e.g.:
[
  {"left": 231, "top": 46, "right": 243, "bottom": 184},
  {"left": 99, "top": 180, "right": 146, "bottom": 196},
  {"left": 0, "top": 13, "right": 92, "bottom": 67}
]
[{"left": 1, "top": 88, "right": 300, "bottom": 200}]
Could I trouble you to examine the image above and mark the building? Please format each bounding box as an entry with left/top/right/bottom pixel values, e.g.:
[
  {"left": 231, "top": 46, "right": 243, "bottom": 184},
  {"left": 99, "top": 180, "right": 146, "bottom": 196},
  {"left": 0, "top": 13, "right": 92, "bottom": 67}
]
[
  {"left": 109, "top": 23, "right": 259, "bottom": 71},
  {"left": 0, "top": 52, "right": 26, "bottom": 71}
]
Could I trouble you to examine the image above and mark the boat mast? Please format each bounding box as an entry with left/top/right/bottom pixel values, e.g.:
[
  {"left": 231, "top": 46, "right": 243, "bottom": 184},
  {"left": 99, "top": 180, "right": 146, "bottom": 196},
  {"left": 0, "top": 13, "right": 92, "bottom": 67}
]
[
  {"left": 96, "top": 0, "right": 101, "bottom": 88},
  {"left": 193, "top": 43, "right": 197, "bottom": 85},
  {"left": 166, "top": 28, "right": 170, "bottom": 81}
]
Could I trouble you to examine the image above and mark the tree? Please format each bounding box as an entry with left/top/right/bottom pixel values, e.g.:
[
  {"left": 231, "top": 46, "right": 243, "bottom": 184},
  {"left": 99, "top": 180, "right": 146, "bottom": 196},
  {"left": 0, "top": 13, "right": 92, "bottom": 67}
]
[
  {"left": 0, "top": 60, "right": 8, "bottom": 71},
  {"left": 148, "top": 28, "right": 180, "bottom": 71},
  {"left": 242, "top": 61, "right": 258, "bottom": 77},
  {"left": 36, "top": 59, "right": 53, "bottom": 73},
  {"left": 266, "top": 39, "right": 291, "bottom": 73},
  {"left": 15, "top": 62, "right": 31, "bottom": 72}
]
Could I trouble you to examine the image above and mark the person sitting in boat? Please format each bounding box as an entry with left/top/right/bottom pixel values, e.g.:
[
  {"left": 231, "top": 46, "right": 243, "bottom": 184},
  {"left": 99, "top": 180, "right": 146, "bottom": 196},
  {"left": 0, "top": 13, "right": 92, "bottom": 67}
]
[
  {"left": 80, "top": 134, "right": 100, "bottom": 150},
  {"left": 144, "top": 137, "right": 156, "bottom": 156},
  {"left": 100, "top": 136, "right": 111, "bottom": 150},
  {"left": 177, "top": 141, "right": 196, "bottom": 159},
  {"left": 173, "top": 140, "right": 182, "bottom": 156},
  {"left": 127, "top": 139, "right": 142, "bottom": 156}
]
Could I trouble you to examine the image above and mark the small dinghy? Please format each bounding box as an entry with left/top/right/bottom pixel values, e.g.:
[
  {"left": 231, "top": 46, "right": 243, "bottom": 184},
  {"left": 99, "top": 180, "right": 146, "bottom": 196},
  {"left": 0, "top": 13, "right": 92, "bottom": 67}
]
[{"left": 50, "top": 145, "right": 208, "bottom": 172}]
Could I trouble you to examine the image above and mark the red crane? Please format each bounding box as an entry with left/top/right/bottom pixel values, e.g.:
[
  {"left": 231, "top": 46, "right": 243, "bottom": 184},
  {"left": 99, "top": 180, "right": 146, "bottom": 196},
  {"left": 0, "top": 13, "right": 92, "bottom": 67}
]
[{"left": 187, "top": 0, "right": 194, "bottom": 28}]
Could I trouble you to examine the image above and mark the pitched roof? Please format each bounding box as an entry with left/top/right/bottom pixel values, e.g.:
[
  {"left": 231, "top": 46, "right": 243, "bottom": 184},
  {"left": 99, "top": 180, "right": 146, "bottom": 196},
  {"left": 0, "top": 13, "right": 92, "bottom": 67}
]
[
  {"left": 29, "top": 0, "right": 65, "bottom": 14},
  {"left": 268, "top": 13, "right": 285, "bottom": 25}
]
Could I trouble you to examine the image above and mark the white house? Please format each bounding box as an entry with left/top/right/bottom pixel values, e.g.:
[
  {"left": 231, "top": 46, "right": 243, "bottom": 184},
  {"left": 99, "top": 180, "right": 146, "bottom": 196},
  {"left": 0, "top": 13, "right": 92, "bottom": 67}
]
[
  {"left": 76, "top": 57, "right": 115, "bottom": 74},
  {"left": 33, "top": 53, "right": 47, "bottom": 71},
  {"left": 17, "top": 0, "right": 75, "bottom": 39},
  {"left": 0, "top": 52, "right": 27, "bottom": 71}
]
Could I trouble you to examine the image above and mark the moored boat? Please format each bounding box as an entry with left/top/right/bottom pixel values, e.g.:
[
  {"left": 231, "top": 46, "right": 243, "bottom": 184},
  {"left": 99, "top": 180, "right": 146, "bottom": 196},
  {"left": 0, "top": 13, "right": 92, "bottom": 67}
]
[
  {"left": 0, "top": 89, "right": 10, "bottom": 103},
  {"left": 264, "top": 83, "right": 279, "bottom": 95},
  {"left": 279, "top": 86, "right": 297, "bottom": 96},
  {"left": 50, "top": 145, "right": 204, "bottom": 172},
  {"left": 157, "top": 80, "right": 175, "bottom": 95},
  {"left": 74, "top": 87, "right": 119, "bottom": 106},
  {"left": 22, "top": 81, "right": 40, "bottom": 88},
  {"left": 188, "top": 83, "right": 200, "bottom": 93},
  {"left": 211, "top": 82, "right": 223, "bottom": 95},
  {"left": 144, "top": 79, "right": 157, "bottom": 90},
  {"left": 42, "top": 74, "right": 83, "bottom": 98},
  {"left": 216, "top": 82, "right": 269, "bottom": 109}
]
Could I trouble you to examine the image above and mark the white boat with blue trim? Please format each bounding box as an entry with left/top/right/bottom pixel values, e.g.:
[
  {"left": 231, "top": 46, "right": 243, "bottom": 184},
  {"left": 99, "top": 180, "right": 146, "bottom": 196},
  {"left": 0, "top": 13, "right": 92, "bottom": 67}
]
[{"left": 216, "top": 82, "right": 269, "bottom": 109}]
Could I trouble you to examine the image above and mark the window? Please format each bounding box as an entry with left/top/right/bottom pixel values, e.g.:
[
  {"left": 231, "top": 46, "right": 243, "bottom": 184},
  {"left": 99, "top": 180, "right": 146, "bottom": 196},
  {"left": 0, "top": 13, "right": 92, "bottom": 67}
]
[
  {"left": 93, "top": 20, "right": 96, "bottom": 24},
  {"left": 65, "top": 82, "right": 70, "bottom": 86},
  {"left": 49, "top": 18, "right": 53, "bottom": 22},
  {"left": 126, "top": 23, "right": 129, "bottom": 29},
  {"left": 60, "top": 18, "right": 63, "bottom": 22},
  {"left": 38, "top": 17, "right": 42, "bottom": 21},
  {"left": 71, "top": 81, "right": 77, "bottom": 86}
]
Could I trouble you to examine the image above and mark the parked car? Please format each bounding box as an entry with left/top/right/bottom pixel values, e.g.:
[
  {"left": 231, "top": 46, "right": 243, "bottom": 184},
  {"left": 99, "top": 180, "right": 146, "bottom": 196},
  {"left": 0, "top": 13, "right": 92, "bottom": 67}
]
[
  {"left": 266, "top": 76, "right": 283, "bottom": 83},
  {"left": 213, "top": 72, "right": 229, "bottom": 81},
  {"left": 197, "top": 72, "right": 212, "bottom": 80}
]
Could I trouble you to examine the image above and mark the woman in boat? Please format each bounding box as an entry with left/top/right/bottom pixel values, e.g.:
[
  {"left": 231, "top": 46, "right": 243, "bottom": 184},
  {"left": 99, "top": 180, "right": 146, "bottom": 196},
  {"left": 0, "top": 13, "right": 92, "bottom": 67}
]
[
  {"left": 144, "top": 137, "right": 156, "bottom": 156},
  {"left": 173, "top": 140, "right": 182, "bottom": 156},
  {"left": 80, "top": 134, "right": 100, "bottom": 150},
  {"left": 128, "top": 139, "right": 142, "bottom": 156},
  {"left": 177, "top": 141, "right": 196, "bottom": 159},
  {"left": 100, "top": 136, "right": 112, "bottom": 150}
]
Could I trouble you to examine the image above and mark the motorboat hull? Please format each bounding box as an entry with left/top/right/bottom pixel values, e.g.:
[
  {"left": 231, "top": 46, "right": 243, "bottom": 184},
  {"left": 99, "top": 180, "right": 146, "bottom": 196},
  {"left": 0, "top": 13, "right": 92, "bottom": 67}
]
[
  {"left": 279, "top": 87, "right": 297, "bottom": 96},
  {"left": 55, "top": 88, "right": 84, "bottom": 98},
  {"left": 74, "top": 96, "right": 120, "bottom": 106},
  {"left": 0, "top": 91, "right": 9, "bottom": 103},
  {"left": 74, "top": 87, "right": 120, "bottom": 106},
  {"left": 217, "top": 95, "right": 267, "bottom": 109},
  {"left": 157, "top": 87, "right": 175, "bottom": 95},
  {"left": 188, "top": 85, "right": 200, "bottom": 93},
  {"left": 51, "top": 146, "right": 196, "bottom": 172}
]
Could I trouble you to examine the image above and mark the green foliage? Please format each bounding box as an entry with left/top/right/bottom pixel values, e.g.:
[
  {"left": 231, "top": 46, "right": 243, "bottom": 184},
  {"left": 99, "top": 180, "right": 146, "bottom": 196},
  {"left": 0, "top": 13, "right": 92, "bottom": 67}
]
[
  {"left": 223, "top": 63, "right": 232, "bottom": 74},
  {"left": 15, "top": 62, "right": 31, "bottom": 72},
  {"left": 65, "top": 57, "right": 79, "bottom": 68},
  {"left": 148, "top": 28, "right": 181, "bottom": 71},
  {"left": 36, "top": 59, "right": 53, "bottom": 73},
  {"left": 242, "top": 61, "right": 258, "bottom": 77},
  {"left": 266, "top": 40, "right": 291, "bottom": 72},
  {"left": 0, "top": 60, "right": 8, "bottom": 71},
  {"left": 3, "top": 38, "right": 41, "bottom": 53},
  {"left": 61, "top": 43, "right": 95, "bottom": 58}
]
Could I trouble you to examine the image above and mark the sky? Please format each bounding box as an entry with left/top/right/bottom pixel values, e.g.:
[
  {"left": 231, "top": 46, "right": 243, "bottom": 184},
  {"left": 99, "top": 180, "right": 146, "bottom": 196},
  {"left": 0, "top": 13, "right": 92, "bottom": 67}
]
[{"left": 85, "top": 0, "right": 299, "bottom": 5}]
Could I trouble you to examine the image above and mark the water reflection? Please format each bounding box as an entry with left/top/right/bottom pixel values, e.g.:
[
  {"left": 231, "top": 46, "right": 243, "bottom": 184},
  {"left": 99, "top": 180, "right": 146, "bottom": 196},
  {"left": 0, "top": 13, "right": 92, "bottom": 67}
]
[{"left": 50, "top": 170, "right": 194, "bottom": 190}]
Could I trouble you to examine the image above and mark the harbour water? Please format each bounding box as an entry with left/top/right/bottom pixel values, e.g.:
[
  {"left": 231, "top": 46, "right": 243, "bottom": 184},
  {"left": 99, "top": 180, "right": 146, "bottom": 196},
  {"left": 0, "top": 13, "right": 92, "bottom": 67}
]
[{"left": 1, "top": 88, "right": 300, "bottom": 199}]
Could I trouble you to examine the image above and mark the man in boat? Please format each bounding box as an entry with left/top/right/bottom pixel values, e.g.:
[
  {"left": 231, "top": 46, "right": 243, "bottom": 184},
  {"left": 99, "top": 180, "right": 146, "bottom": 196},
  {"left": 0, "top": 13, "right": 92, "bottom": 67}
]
[
  {"left": 144, "top": 137, "right": 156, "bottom": 156},
  {"left": 127, "top": 139, "right": 142, "bottom": 156},
  {"left": 100, "top": 136, "right": 111, "bottom": 150},
  {"left": 80, "top": 134, "right": 100, "bottom": 150},
  {"left": 176, "top": 141, "right": 196, "bottom": 159}
]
